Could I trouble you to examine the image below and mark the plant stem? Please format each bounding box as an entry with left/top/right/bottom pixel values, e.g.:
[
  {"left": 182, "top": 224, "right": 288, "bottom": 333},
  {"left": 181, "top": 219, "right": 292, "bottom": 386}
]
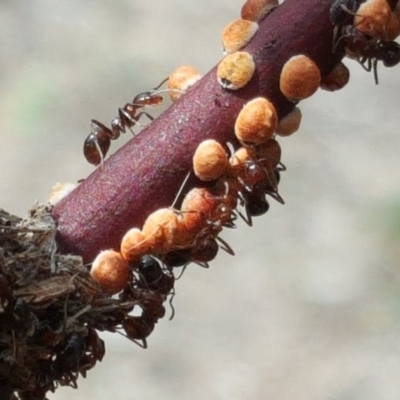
[{"left": 52, "top": 0, "right": 342, "bottom": 263}]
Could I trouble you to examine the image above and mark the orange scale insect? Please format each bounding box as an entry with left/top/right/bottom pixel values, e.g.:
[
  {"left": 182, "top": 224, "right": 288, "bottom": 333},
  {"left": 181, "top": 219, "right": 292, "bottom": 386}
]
[
  {"left": 354, "top": 0, "right": 395, "bottom": 40},
  {"left": 280, "top": 55, "right": 321, "bottom": 100},
  {"left": 217, "top": 51, "right": 256, "bottom": 90},
  {"left": 320, "top": 63, "right": 350, "bottom": 92},
  {"left": 167, "top": 65, "right": 202, "bottom": 102},
  {"left": 221, "top": 18, "right": 259, "bottom": 54},
  {"left": 276, "top": 107, "right": 302, "bottom": 137},
  {"left": 90, "top": 250, "right": 132, "bottom": 295},
  {"left": 141, "top": 208, "right": 190, "bottom": 254},
  {"left": 120, "top": 228, "right": 151, "bottom": 265},
  {"left": 241, "top": 0, "right": 279, "bottom": 22},
  {"left": 234, "top": 97, "right": 278, "bottom": 146},
  {"left": 193, "top": 139, "right": 229, "bottom": 182}
]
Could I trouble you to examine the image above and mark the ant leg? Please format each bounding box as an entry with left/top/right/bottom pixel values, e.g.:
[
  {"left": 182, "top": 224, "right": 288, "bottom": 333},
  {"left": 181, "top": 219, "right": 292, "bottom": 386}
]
[
  {"left": 262, "top": 165, "right": 285, "bottom": 204},
  {"left": 221, "top": 217, "right": 237, "bottom": 229},
  {"left": 168, "top": 289, "right": 176, "bottom": 321},
  {"left": 277, "top": 161, "right": 286, "bottom": 172},
  {"left": 192, "top": 261, "right": 210, "bottom": 269},
  {"left": 119, "top": 108, "right": 146, "bottom": 131},
  {"left": 135, "top": 338, "right": 148, "bottom": 349},
  {"left": 358, "top": 56, "right": 379, "bottom": 84},
  {"left": 332, "top": 24, "right": 356, "bottom": 53},
  {"left": 266, "top": 190, "right": 285, "bottom": 205},
  {"left": 216, "top": 236, "right": 235, "bottom": 256},
  {"left": 332, "top": 25, "right": 341, "bottom": 53},
  {"left": 357, "top": 55, "right": 371, "bottom": 72},
  {"left": 127, "top": 335, "right": 148, "bottom": 349},
  {"left": 174, "top": 265, "right": 188, "bottom": 280},
  {"left": 115, "top": 329, "right": 148, "bottom": 349},
  {"left": 135, "top": 111, "right": 155, "bottom": 123},
  {"left": 236, "top": 207, "right": 253, "bottom": 227},
  {"left": 341, "top": 4, "right": 357, "bottom": 15},
  {"left": 372, "top": 58, "right": 379, "bottom": 85}
]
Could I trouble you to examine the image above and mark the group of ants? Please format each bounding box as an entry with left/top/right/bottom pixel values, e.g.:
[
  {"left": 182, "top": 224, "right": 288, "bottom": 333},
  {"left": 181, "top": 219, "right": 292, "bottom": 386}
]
[
  {"left": 4, "top": 2, "right": 398, "bottom": 398},
  {"left": 52, "top": 0, "right": 396, "bottom": 369},
  {"left": 78, "top": 0, "right": 400, "bottom": 350},
  {"left": 84, "top": 0, "right": 400, "bottom": 168}
]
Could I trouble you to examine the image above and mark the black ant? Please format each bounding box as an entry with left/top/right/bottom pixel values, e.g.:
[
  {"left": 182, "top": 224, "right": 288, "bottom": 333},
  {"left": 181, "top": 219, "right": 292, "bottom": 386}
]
[
  {"left": 137, "top": 255, "right": 175, "bottom": 297},
  {"left": 330, "top": 0, "right": 363, "bottom": 27},
  {"left": 116, "top": 269, "right": 170, "bottom": 348},
  {"left": 136, "top": 255, "right": 176, "bottom": 319},
  {"left": 83, "top": 79, "right": 170, "bottom": 166},
  {"left": 341, "top": 25, "right": 400, "bottom": 83},
  {"left": 330, "top": 0, "right": 364, "bottom": 50},
  {"left": 361, "top": 40, "right": 400, "bottom": 84},
  {"left": 56, "top": 333, "right": 86, "bottom": 372},
  {"left": 121, "top": 313, "right": 155, "bottom": 349},
  {"left": 120, "top": 285, "right": 166, "bottom": 320}
]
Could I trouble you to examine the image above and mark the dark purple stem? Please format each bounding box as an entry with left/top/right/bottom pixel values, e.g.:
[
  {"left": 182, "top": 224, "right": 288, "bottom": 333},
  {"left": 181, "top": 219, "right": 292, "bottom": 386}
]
[{"left": 52, "top": 0, "right": 342, "bottom": 263}]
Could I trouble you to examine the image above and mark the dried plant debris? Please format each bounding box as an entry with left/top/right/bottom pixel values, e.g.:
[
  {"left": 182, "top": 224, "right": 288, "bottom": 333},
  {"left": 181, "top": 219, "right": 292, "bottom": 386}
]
[{"left": 0, "top": 205, "right": 155, "bottom": 399}]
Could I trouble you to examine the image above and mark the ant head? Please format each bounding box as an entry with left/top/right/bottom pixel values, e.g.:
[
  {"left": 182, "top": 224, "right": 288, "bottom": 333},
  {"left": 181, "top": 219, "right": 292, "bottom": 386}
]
[
  {"left": 382, "top": 41, "right": 400, "bottom": 67},
  {"left": 139, "top": 255, "right": 162, "bottom": 274}
]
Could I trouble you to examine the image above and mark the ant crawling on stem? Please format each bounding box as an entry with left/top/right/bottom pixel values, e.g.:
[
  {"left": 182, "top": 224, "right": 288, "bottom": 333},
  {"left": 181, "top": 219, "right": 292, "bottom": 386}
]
[{"left": 83, "top": 77, "right": 176, "bottom": 166}]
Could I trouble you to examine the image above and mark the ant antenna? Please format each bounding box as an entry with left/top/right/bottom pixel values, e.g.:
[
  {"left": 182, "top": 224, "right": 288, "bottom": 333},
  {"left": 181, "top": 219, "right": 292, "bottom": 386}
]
[{"left": 153, "top": 77, "right": 169, "bottom": 91}]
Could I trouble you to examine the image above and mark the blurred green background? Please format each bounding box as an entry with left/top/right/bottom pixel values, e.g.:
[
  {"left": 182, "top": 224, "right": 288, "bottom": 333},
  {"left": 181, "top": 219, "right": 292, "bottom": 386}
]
[{"left": 1, "top": 1, "right": 400, "bottom": 399}]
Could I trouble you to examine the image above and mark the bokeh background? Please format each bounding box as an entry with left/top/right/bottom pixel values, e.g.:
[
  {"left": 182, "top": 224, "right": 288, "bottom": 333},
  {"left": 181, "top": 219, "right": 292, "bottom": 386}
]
[{"left": 1, "top": 1, "right": 400, "bottom": 399}]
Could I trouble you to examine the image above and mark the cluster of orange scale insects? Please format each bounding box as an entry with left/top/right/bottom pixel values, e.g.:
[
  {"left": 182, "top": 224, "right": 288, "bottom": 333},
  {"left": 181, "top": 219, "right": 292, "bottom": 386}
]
[
  {"left": 90, "top": 133, "right": 285, "bottom": 346},
  {"left": 86, "top": 0, "right": 400, "bottom": 349}
]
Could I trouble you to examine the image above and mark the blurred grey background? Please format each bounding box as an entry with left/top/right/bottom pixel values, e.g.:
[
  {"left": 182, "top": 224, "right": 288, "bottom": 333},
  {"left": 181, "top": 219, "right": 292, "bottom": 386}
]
[{"left": 1, "top": 1, "right": 400, "bottom": 399}]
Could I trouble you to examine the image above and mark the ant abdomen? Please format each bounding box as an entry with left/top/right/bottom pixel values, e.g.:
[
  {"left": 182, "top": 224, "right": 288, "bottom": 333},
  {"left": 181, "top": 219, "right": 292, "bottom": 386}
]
[{"left": 83, "top": 120, "right": 112, "bottom": 166}]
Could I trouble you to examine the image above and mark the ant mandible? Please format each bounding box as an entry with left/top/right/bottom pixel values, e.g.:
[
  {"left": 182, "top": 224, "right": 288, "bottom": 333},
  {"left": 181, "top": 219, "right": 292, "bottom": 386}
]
[{"left": 83, "top": 78, "right": 168, "bottom": 166}]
